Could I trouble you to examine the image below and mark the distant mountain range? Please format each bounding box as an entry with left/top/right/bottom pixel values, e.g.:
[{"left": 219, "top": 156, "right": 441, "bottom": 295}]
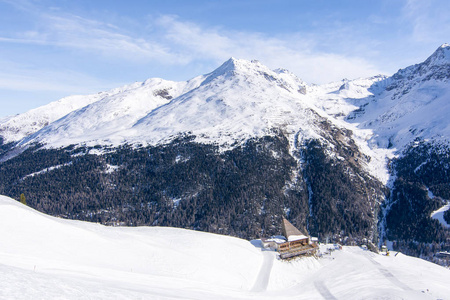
[{"left": 1, "top": 44, "right": 449, "bottom": 265}]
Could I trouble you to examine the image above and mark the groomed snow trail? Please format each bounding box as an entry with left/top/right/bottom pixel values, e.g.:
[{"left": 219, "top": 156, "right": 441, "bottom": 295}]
[
  {"left": 366, "top": 254, "right": 412, "bottom": 291},
  {"left": 250, "top": 251, "right": 274, "bottom": 292},
  {"left": 314, "top": 281, "right": 337, "bottom": 300}
]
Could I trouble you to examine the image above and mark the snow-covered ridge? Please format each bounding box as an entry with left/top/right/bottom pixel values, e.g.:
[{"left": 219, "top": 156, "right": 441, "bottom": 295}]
[
  {"left": 1, "top": 194, "right": 449, "bottom": 299},
  {"left": 0, "top": 76, "right": 204, "bottom": 144},
  {"left": 201, "top": 58, "right": 307, "bottom": 93},
  {"left": 345, "top": 44, "right": 450, "bottom": 150},
  {"left": 2, "top": 45, "right": 449, "bottom": 151},
  {"left": 418, "top": 43, "right": 450, "bottom": 68},
  {"left": 1, "top": 45, "right": 450, "bottom": 183},
  {"left": 0, "top": 93, "right": 102, "bottom": 143},
  {"left": 15, "top": 57, "right": 321, "bottom": 149},
  {"left": 388, "top": 43, "right": 450, "bottom": 87},
  {"left": 19, "top": 76, "right": 204, "bottom": 147}
]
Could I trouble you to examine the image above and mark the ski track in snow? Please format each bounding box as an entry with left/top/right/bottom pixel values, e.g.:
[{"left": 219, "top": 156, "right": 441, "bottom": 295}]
[
  {"left": 250, "top": 250, "right": 274, "bottom": 292},
  {"left": 365, "top": 254, "right": 413, "bottom": 291},
  {"left": 314, "top": 281, "right": 338, "bottom": 300}
]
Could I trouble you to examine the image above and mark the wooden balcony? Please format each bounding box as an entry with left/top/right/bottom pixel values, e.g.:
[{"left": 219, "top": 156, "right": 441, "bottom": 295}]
[{"left": 279, "top": 243, "right": 318, "bottom": 259}]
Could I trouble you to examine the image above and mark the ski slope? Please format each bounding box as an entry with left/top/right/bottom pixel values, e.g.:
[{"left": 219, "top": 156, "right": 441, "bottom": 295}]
[{"left": 1, "top": 195, "right": 449, "bottom": 299}]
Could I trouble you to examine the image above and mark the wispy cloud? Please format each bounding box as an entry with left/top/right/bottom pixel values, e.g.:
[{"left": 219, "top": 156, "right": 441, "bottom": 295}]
[
  {"left": 0, "top": 5, "right": 385, "bottom": 85},
  {"left": 155, "top": 15, "right": 384, "bottom": 83},
  {"left": 46, "top": 15, "right": 178, "bottom": 62},
  {"left": 5, "top": 0, "right": 447, "bottom": 93},
  {"left": 1, "top": 0, "right": 183, "bottom": 64},
  {"left": 402, "top": 0, "right": 450, "bottom": 43},
  {"left": 0, "top": 14, "right": 178, "bottom": 64}
]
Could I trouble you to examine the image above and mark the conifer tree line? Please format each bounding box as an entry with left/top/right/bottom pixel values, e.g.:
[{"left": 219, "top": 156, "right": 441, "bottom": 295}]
[
  {"left": 0, "top": 132, "right": 449, "bottom": 265},
  {"left": 0, "top": 131, "right": 385, "bottom": 242},
  {"left": 383, "top": 141, "right": 450, "bottom": 260},
  {"left": 444, "top": 210, "right": 450, "bottom": 224}
]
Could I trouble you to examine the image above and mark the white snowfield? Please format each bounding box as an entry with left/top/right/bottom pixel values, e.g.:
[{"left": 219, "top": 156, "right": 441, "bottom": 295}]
[{"left": 1, "top": 195, "right": 449, "bottom": 300}]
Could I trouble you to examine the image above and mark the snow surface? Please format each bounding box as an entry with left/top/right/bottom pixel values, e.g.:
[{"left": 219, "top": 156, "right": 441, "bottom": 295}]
[
  {"left": 18, "top": 76, "right": 205, "bottom": 147},
  {"left": 287, "top": 234, "right": 308, "bottom": 242},
  {"left": 431, "top": 203, "right": 450, "bottom": 228},
  {"left": 1, "top": 194, "right": 450, "bottom": 299}
]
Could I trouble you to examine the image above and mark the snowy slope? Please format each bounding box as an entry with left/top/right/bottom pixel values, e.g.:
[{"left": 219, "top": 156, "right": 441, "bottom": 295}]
[
  {"left": 431, "top": 203, "right": 450, "bottom": 228},
  {"left": 0, "top": 76, "right": 203, "bottom": 145},
  {"left": 293, "top": 75, "right": 394, "bottom": 182},
  {"left": 125, "top": 58, "right": 319, "bottom": 147},
  {"left": 346, "top": 44, "right": 450, "bottom": 150},
  {"left": 307, "top": 75, "right": 388, "bottom": 120},
  {"left": 18, "top": 58, "right": 318, "bottom": 149},
  {"left": 1, "top": 194, "right": 449, "bottom": 299},
  {"left": 0, "top": 93, "right": 102, "bottom": 144},
  {"left": 21, "top": 77, "right": 204, "bottom": 147},
  {"left": 0, "top": 194, "right": 264, "bottom": 298}
]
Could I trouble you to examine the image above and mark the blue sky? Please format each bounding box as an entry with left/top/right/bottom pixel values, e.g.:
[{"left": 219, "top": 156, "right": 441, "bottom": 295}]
[{"left": 0, "top": 0, "right": 449, "bottom": 117}]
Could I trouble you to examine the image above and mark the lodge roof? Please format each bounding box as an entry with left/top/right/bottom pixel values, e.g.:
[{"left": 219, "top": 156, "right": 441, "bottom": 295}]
[{"left": 282, "top": 217, "right": 308, "bottom": 241}]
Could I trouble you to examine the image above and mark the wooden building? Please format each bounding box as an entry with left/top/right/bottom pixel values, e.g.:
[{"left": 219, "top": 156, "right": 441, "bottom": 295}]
[{"left": 261, "top": 218, "right": 318, "bottom": 259}]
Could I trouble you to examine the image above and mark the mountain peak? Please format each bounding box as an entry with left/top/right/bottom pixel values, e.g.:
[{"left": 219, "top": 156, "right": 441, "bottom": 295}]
[
  {"left": 199, "top": 58, "right": 307, "bottom": 96},
  {"left": 390, "top": 43, "right": 450, "bottom": 83},
  {"left": 425, "top": 43, "right": 450, "bottom": 66},
  {"left": 202, "top": 57, "right": 265, "bottom": 83},
  {"left": 215, "top": 57, "right": 250, "bottom": 74}
]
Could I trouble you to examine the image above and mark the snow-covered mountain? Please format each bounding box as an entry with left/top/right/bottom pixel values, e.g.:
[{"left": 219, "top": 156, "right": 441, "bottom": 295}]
[
  {"left": 1, "top": 194, "right": 449, "bottom": 299},
  {"left": 347, "top": 43, "right": 450, "bottom": 150},
  {"left": 2, "top": 45, "right": 449, "bottom": 155},
  {"left": 2, "top": 57, "right": 389, "bottom": 183},
  {"left": 0, "top": 93, "right": 102, "bottom": 144},
  {"left": 16, "top": 58, "right": 317, "bottom": 150},
  {"left": 1, "top": 45, "right": 449, "bottom": 268},
  {"left": 0, "top": 76, "right": 204, "bottom": 146}
]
